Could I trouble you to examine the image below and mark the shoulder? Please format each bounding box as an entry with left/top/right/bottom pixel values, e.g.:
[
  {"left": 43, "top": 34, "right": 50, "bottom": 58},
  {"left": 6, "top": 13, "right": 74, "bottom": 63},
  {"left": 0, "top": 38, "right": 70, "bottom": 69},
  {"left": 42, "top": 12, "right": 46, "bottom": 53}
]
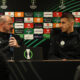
[{"left": 74, "top": 29, "right": 80, "bottom": 38}]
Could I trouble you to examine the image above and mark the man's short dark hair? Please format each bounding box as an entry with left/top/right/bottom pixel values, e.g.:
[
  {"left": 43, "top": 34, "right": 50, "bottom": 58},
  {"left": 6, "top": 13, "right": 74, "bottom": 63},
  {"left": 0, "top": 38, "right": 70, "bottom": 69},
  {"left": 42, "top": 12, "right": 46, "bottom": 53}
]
[{"left": 61, "top": 12, "right": 75, "bottom": 21}]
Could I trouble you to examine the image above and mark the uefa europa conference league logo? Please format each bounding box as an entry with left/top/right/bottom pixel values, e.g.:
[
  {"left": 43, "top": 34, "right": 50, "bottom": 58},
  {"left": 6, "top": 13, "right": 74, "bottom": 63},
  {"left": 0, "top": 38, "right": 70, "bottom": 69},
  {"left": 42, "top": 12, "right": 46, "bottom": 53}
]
[
  {"left": 24, "top": 49, "right": 33, "bottom": 59},
  {"left": 59, "top": 0, "right": 66, "bottom": 9},
  {"left": 30, "top": 0, "right": 37, "bottom": 9},
  {"left": 1, "top": 0, "right": 7, "bottom": 9}
]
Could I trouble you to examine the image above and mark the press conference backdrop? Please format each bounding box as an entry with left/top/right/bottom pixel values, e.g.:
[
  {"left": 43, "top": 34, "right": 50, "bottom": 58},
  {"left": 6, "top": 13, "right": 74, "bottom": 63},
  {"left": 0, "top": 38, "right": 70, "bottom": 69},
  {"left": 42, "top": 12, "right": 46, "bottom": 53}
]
[{"left": 0, "top": 0, "right": 80, "bottom": 59}]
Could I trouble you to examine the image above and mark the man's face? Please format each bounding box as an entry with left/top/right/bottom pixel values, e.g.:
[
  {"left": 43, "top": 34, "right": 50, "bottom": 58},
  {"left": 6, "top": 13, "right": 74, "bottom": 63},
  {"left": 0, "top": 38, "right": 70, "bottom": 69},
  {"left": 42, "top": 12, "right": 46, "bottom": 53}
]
[
  {"left": 60, "top": 18, "right": 72, "bottom": 33},
  {"left": 3, "top": 18, "right": 13, "bottom": 33}
]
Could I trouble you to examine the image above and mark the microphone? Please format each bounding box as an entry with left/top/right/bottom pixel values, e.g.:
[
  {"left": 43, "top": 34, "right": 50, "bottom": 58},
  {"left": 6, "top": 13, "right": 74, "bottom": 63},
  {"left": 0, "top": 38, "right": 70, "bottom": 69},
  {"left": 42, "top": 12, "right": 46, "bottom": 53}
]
[{"left": 9, "top": 34, "right": 14, "bottom": 52}]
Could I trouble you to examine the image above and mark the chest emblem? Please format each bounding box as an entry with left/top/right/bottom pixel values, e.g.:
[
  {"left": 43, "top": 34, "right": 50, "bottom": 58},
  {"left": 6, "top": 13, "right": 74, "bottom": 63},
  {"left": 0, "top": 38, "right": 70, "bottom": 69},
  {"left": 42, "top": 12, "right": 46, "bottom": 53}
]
[{"left": 60, "top": 40, "right": 65, "bottom": 46}]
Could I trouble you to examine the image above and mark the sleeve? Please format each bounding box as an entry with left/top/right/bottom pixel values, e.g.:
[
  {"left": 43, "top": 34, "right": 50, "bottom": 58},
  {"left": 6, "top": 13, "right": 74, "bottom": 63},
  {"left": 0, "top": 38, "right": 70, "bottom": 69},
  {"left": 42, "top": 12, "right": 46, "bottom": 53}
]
[{"left": 48, "top": 29, "right": 61, "bottom": 60}]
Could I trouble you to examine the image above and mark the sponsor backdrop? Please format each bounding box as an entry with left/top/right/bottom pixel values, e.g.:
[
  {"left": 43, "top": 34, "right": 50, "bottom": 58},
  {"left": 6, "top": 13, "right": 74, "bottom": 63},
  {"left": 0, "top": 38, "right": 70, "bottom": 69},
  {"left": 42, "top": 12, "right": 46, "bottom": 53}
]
[
  {"left": 0, "top": 0, "right": 80, "bottom": 80},
  {"left": 3, "top": 11, "right": 80, "bottom": 40},
  {"left": 0, "top": 0, "right": 80, "bottom": 59}
]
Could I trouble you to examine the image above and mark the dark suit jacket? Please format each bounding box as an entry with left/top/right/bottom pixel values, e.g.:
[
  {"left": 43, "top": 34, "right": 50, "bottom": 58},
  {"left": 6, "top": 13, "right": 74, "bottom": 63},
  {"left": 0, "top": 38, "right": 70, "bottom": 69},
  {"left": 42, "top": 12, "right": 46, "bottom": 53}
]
[{"left": 48, "top": 28, "right": 80, "bottom": 59}]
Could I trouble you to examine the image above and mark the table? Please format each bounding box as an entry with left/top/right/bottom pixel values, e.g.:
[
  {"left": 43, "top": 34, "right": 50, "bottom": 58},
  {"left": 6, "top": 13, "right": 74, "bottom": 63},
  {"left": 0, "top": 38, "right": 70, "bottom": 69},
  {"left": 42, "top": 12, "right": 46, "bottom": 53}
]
[{"left": 8, "top": 60, "right": 80, "bottom": 80}]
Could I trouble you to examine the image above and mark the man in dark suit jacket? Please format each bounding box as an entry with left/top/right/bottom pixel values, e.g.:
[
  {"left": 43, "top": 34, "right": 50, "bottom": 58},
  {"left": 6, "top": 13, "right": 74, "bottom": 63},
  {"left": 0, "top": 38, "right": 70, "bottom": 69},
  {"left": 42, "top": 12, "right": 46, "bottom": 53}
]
[
  {"left": 48, "top": 12, "right": 80, "bottom": 60},
  {"left": 0, "top": 15, "right": 24, "bottom": 60}
]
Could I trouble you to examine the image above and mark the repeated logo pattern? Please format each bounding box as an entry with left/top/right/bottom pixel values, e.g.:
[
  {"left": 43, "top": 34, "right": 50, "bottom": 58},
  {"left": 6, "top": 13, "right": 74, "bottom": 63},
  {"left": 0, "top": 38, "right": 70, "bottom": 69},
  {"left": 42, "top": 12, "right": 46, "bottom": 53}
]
[{"left": 2, "top": 12, "right": 80, "bottom": 40}]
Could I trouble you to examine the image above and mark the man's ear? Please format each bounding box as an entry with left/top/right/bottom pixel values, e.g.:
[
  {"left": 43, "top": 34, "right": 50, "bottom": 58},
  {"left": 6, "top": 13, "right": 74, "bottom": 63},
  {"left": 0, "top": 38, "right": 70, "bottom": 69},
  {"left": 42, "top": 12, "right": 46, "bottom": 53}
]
[{"left": 71, "top": 21, "right": 74, "bottom": 27}]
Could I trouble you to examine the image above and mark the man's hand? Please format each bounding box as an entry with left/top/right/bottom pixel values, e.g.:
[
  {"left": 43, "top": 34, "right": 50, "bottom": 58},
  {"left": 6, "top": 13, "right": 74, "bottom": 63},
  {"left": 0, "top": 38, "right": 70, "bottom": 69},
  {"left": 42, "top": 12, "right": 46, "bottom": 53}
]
[{"left": 9, "top": 37, "right": 20, "bottom": 47}]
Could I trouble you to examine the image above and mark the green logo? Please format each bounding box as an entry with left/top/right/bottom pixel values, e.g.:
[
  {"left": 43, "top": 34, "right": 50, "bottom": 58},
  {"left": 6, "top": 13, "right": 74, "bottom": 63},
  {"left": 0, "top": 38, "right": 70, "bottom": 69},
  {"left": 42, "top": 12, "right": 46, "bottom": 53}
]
[{"left": 24, "top": 49, "right": 33, "bottom": 59}]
